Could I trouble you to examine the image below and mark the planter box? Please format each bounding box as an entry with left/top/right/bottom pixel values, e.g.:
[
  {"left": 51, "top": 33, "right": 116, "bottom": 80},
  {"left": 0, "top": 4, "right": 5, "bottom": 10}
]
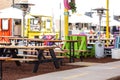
[{"left": 111, "top": 49, "right": 120, "bottom": 59}]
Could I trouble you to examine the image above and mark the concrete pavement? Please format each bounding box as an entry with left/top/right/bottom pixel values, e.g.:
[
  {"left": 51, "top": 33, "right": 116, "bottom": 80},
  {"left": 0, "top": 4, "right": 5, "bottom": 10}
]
[{"left": 19, "top": 61, "right": 120, "bottom": 80}]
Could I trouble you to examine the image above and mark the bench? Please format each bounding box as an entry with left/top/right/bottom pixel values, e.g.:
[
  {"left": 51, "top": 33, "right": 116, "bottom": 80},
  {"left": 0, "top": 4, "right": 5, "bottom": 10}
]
[
  {"left": 44, "top": 49, "right": 68, "bottom": 56},
  {"left": 8, "top": 58, "right": 38, "bottom": 61},
  {"left": 74, "top": 50, "right": 91, "bottom": 61},
  {"left": 22, "top": 50, "right": 38, "bottom": 53},
  {"left": 22, "top": 49, "right": 68, "bottom": 55},
  {"left": 0, "top": 57, "right": 38, "bottom": 62},
  {"left": 17, "top": 54, "right": 66, "bottom": 65},
  {"left": 18, "top": 49, "right": 68, "bottom": 65},
  {"left": 22, "top": 49, "right": 38, "bottom": 55},
  {"left": 17, "top": 54, "right": 66, "bottom": 59}
]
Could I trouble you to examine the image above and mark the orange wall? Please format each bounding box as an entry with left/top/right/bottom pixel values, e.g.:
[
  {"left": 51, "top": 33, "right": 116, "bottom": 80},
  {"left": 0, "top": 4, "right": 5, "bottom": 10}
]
[{"left": 0, "top": 18, "right": 12, "bottom": 42}]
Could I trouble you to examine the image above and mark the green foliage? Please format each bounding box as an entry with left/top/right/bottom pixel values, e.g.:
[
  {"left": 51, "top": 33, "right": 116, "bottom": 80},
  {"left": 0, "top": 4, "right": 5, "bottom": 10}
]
[{"left": 69, "top": 2, "right": 77, "bottom": 13}]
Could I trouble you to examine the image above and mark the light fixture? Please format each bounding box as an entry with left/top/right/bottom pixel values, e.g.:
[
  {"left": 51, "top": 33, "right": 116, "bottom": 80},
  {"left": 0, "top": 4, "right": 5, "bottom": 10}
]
[
  {"left": 15, "top": 1, "right": 34, "bottom": 43},
  {"left": 93, "top": 7, "right": 107, "bottom": 41}
]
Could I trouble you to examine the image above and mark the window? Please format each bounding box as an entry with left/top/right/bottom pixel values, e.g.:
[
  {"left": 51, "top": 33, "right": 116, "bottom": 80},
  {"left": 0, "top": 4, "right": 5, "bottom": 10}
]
[{"left": 2, "top": 19, "right": 8, "bottom": 30}]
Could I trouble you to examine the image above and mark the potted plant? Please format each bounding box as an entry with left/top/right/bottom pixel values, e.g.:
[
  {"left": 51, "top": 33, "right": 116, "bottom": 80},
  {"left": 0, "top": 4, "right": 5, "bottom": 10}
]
[{"left": 69, "top": 2, "right": 76, "bottom": 13}]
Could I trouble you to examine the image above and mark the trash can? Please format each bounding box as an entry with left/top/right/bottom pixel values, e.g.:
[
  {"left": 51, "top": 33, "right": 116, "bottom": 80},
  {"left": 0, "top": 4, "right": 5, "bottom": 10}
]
[{"left": 95, "top": 41, "right": 104, "bottom": 58}]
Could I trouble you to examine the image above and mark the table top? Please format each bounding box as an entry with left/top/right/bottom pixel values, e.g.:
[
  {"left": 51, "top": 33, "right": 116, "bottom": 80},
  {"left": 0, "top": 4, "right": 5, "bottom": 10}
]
[
  {"left": 0, "top": 45, "right": 56, "bottom": 49},
  {"left": 63, "top": 40, "right": 80, "bottom": 42},
  {"left": 11, "top": 38, "right": 79, "bottom": 42},
  {"left": 89, "top": 38, "right": 115, "bottom": 40},
  {"left": 8, "top": 37, "right": 81, "bottom": 44},
  {"left": 9, "top": 37, "right": 28, "bottom": 40}
]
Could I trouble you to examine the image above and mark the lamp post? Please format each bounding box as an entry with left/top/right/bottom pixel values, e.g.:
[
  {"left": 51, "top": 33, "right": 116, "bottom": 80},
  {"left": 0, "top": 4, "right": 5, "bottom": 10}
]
[
  {"left": 15, "top": 1, "right": 34, "bottom": 42},
  {"left": 93, "top": 8, "right": 107, "bottom": 58},
  {"left": 93, "top": 8, "right": 107, "bottom": 41}
]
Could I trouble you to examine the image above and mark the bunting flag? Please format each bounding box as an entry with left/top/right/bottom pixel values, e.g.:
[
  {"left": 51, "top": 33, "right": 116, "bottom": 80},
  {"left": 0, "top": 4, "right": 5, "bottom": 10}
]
[{"left": 64, "top": 0, "right": 71, "bottom": 10}]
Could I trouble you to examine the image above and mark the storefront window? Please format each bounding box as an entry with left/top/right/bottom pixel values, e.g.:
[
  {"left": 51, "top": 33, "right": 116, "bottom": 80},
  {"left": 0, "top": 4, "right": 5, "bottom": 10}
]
[
  {"left": 30, "top": 16, "right": 52, "bottom": 32},
  {"left": 2, "top": 19, "right": 8, "bottom": 30},
  {"left": 30, "top": 18, "right": 41, "bottom": 31}
]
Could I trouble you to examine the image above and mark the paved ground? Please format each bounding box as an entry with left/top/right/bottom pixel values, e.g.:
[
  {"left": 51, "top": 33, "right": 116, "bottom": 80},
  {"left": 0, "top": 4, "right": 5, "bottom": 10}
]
[
  {"left": 66, "top": 62, "right": 102, "bottom": 66},
  {"left": 19, "top": 61, "right": 120, "bottom": 80}
]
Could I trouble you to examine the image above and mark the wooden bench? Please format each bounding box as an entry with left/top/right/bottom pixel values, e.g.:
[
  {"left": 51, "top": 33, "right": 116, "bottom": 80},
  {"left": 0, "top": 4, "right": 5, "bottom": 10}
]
[
  {"left": 17, "top": 54, "right": 66, "bottom": 59},
  {"left": 0, "top": 57, "right": 38, "bottom": 62},
  {"left": 22, "top": 49, "right": 68, "bottom": 55},
  {"left": 22, "top": 50, "right": 38, "bottom": 53},
  {"left": 74, "top": 50, "right": 91, "bottom": 61},
  {"left": 75, "top": 50, "right": 90, "bottom": 52},
  {"left": 17, "top": 54, "right": 66, "bottom": 65},
  {"left": 8, "top": 58, "right": 38, "bottom": 61},
  {"left": 44, "top": 49, "right": 69, "bottom": 56},
  {"left": 18, "top": 49, "right": 68, "bottom": 65},
  {"left": 22, "top": 49, "right": 38, "bottom": 55}
]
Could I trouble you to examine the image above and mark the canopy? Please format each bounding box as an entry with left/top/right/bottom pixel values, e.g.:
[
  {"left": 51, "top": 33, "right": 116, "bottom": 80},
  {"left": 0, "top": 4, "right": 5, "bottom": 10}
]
[
  {"left": 0, "top": 7, "right": 34, "bottom": 19},
  {"left": 101, "top": 19, "right": 120, "bottom": 26},
  {"left": 0, "top": 7, "right": 23, "bottom": 19},
  {"left": 30, "top": 6, "right": 53, "bottom": 16},
  {"left": 69, "top": 14, "right": 93, "bottom": 23}
]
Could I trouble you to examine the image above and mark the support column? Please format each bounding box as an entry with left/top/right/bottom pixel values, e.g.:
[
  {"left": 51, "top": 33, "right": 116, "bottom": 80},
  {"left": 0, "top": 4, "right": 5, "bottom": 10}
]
[
  {"left": 106, "top": 0, "right": 110, "bottom": 46},
  {"left": 64, "top": 8, "right": 69, "bottom": 36},
  {"left": 106, "top": 0, "right": 109, "bottom": 38}
]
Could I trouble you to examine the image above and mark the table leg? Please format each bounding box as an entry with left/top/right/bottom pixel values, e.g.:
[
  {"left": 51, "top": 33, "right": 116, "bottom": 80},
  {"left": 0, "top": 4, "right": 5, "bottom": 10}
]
[
  {"left": 33, "top": 61, "right": 40, "bottom": 73},
  {"left": 33, "top": 50, "right": 44, "bottom": 73},
  {"left": 69, "top": 42, "right": 75, "bottom": 63},
  {"left": 0, "top": 61, "right": 2, "bottom": 80},
  {"left": 69, "top": 42, "right": 72, "bottom": 63},
  {"left": 11, "top": 49, "right": 21, "bottom": 66},
  {"left": 49, "top": 49, "right": 60, "bottom": 69},
  {"left": 0, "top": 49, "right": 4, "bottom": 56},
  {"left": 72, "top": 42, "right": 75, "bottom": 62}
]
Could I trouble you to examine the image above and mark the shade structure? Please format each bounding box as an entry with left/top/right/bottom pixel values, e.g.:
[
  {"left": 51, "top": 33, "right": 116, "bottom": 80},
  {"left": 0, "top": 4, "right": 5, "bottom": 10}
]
[
  {"left": 101, "top": 20, "right": 120, "bottom": 26},
  {"left": 0, "top": 7, "right": 35, "bottom": 19},
  {"left": 69, "top": 14, "right": 93, "bottom": 23},
  {"left": 30, "top": 6, "right": 53, "bottom": 16},
  {"left": 25, "top": 14, "right": 35, "bottom": 19},
  {"left": 0, "top": 7, "right": 23, "bottom": 19}
]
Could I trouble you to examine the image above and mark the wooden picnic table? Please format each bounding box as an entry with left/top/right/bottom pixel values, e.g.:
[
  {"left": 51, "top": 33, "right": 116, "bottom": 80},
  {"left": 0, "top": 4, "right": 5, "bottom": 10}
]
[
  {"left": 0, "top": 45, "right": 60, "bottom": 80},
  {"left": 62, "top": 40, "right": 79, "bottom": 62},
  {"left": 6, "top": 37, "right": 80, "bottom": 62}
]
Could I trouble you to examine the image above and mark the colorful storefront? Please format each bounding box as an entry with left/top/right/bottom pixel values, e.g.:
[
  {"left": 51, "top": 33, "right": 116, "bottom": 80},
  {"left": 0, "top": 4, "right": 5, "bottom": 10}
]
[
  {"left": 26, "top": 15, "right": 59, "bottom": 39},
  {"left": 0, "top": 18, "right": 12, "bottom": 42},
  {"left": 0, "top": 15, "right": 59, "bottom": 40}
]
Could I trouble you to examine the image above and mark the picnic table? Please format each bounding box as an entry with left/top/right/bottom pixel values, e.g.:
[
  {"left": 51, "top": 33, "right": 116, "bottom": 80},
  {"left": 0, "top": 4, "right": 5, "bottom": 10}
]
[
  {"left": 0, "top": 45, "right": 60, "bottom": 80},
  {"left": 4, "top": 37, "right": 80, "bottom": 62}
]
